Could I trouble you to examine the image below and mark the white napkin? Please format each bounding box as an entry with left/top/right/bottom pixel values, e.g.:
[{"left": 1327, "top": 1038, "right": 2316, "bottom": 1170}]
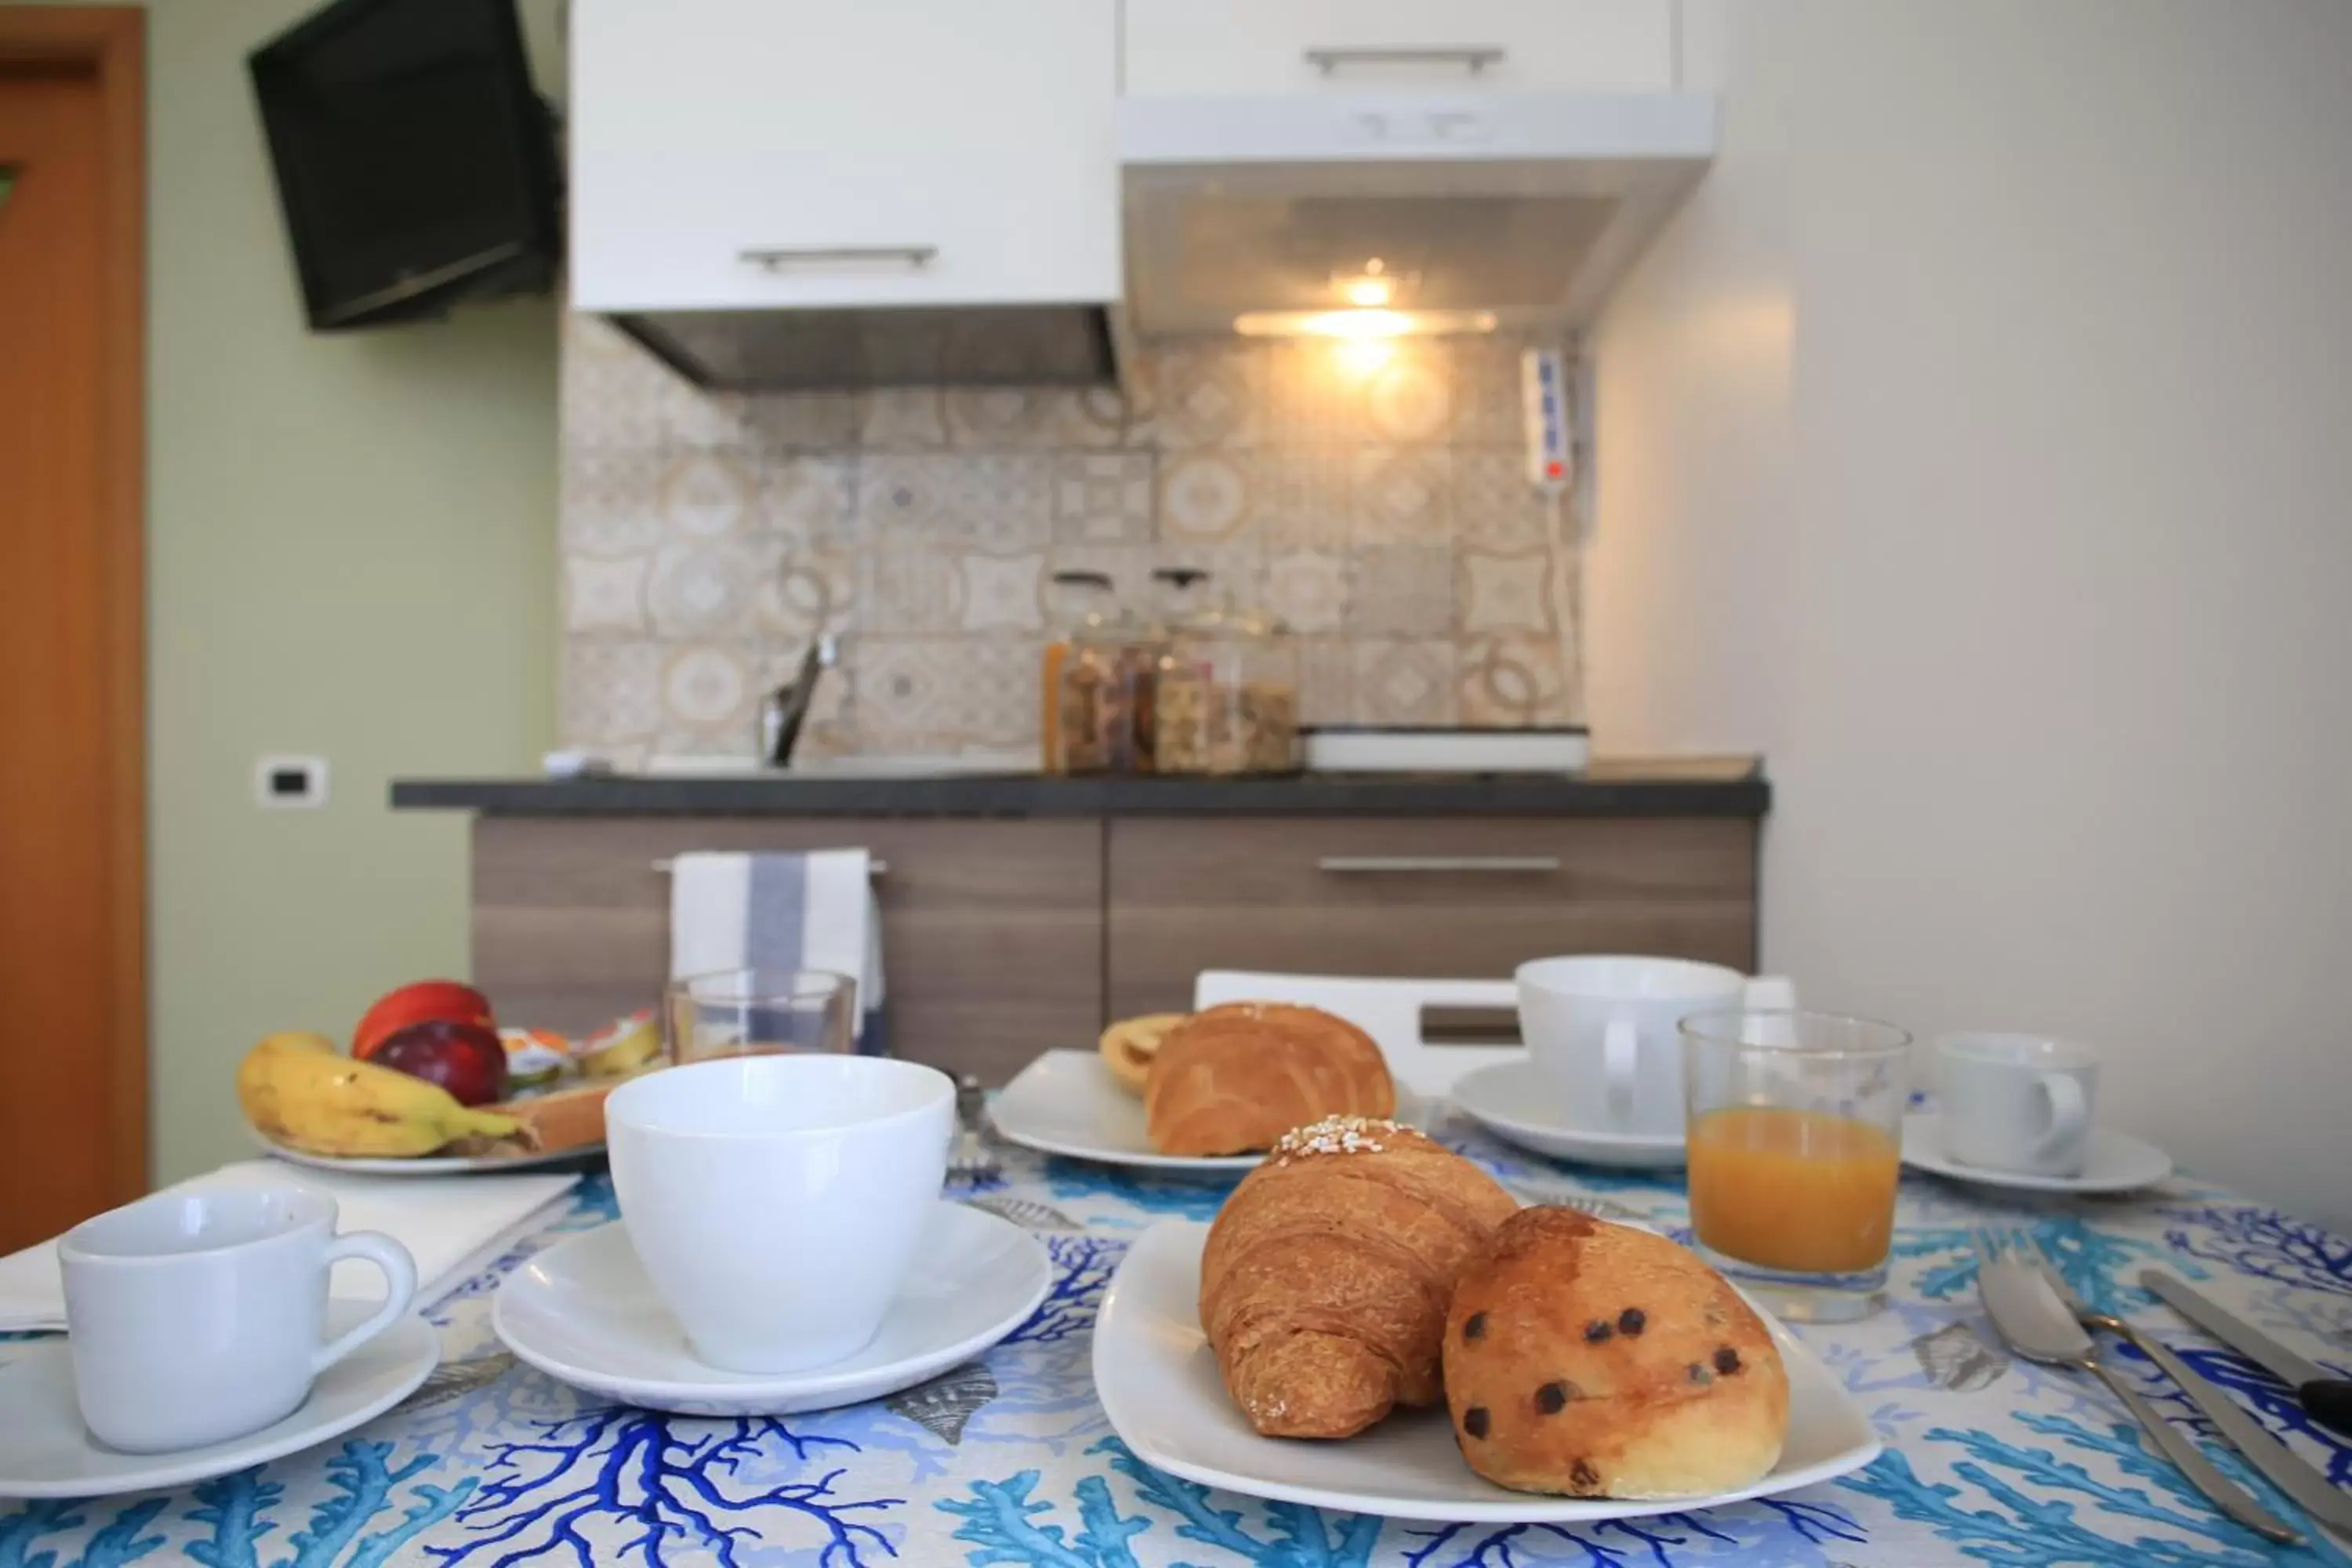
[{"left": 0, "top": 1160, "right": 578, "bottom": 1333}]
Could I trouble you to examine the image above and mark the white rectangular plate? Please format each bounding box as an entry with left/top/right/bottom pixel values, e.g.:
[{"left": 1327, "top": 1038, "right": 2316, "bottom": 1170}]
[{"left": 1094, "top": 1220, "right": 1882, "bottom": 1523}]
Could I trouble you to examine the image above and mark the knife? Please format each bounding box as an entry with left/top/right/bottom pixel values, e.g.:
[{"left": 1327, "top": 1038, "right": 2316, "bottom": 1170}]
[
  {"left": 2082, "top": 1296, "right": 2352, "bottom": 1534},
  {"left": 2143, "top": 1271, "right": 2352, "bottom": 1440}
]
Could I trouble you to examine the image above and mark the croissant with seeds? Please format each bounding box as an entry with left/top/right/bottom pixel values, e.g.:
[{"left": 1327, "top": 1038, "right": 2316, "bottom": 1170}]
[{"left": 1198, "top": 1117, "right": 1519, "bottom": 1439}]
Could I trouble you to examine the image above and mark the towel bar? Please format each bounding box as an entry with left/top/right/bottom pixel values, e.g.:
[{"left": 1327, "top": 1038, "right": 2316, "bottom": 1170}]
[{"left": 652, "top": 858, "right": 887, "bottom": 877}]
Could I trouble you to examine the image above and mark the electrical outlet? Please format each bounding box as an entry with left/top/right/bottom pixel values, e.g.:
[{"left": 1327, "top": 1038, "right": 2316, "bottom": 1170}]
[
  {"left": 1520, "top": 347, "right": 1572, "bottom": 494},
  {"left": 255, "top": 755, "right": 328, "bottom": 808}
]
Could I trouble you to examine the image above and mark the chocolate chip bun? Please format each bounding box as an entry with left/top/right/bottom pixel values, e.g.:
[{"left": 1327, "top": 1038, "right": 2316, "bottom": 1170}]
[{"left": 1442, "top": 1207, "right": 1788, "bottom": 1497}]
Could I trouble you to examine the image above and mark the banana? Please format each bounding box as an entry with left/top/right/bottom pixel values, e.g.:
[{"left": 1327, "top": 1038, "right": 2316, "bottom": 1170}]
[
  {"left": 238, "top": 1034, "right": 521, "bottom": 1157},
  {"left": 236, "top": 1030, "right": 336, "bottom": 1136},
  {"left": 579, "top": 1011, "right": 662, "bottom": 1078}
]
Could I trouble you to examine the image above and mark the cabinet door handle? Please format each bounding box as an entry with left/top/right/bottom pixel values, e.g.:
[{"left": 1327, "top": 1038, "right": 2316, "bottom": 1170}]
[
  {"left": 1316, "top": 855, "right": 1562, "bottom": 875},
  {"left": 1303, "top": 45, "right": 1506, "bottom": 76},
  {"left": 739, "top": 245, "right": 938, "bottom": 270}
]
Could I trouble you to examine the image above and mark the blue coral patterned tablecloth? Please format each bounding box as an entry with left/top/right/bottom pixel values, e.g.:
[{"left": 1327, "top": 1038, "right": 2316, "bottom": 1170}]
[{"left": 5, "top": 1105, "right": 2350, "bottom": 1568}]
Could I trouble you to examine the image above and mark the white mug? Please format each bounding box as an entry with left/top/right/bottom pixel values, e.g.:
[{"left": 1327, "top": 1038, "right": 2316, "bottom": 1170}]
[
  {"left": 1517, "top": 956, "right": 1796, "bottom": 1137},
  {"left": 60, "top": 1186, "right": 417, "bottom": 1454},
  {"left": 605, "top": 1053, "right": 954, "bottom": 1374},
  {"left": 1936, "top": 1033, "right": 2099, "bottom": 1176}
]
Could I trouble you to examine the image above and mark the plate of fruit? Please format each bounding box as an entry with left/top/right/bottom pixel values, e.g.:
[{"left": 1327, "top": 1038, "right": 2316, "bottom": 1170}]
[{"left": 238, "top": 981, "right": 663, "bottom": 1174}]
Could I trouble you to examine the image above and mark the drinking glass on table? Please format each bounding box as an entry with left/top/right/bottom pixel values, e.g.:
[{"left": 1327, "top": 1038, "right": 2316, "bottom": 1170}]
[
  {"left": 663, "top": 967, "right": 856, "bottom": 1065},
  {"left": 1680, "top": 1008, "right": 1911, "bottom": 1324}
]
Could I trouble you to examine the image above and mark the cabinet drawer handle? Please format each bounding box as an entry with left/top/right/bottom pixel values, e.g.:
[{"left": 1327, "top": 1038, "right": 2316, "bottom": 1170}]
[
  {"left": 1303, "top": 45, "right": 1505, "bottom": 76},
  {"left": 739, "top": 245, "right": 938, "bottom": 270},
  {"left": 1316, "top": 855, "right": 1561, "bottom": 875}
]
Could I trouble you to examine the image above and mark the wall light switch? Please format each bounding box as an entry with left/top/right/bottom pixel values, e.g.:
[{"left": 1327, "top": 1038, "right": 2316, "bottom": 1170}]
[{"left": 255, "top": 755, "right": 329, "bottom": 808}]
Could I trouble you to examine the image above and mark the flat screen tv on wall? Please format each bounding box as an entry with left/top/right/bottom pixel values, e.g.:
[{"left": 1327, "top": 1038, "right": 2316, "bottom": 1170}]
[{"left": 250, "top": 0, "right": 561, "bottom": 330}]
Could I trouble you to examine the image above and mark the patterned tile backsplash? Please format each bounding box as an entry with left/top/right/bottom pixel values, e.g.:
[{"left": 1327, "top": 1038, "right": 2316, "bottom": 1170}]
[{"left": 558, "top": 313, "right": 1584, "bottom": 763}]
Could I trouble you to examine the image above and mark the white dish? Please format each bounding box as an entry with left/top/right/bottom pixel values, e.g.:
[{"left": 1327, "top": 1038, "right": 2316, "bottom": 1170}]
[
  {"left": 1901, "top": 1112, "right": 2172, "bottom": 1194},
  {"left": 1094, "top": 1221, "right": 1881, "bottom": 1523},
  {"left": 993, "top": 1048, "right": 1423, "bottom": 1172},
  {"left": 1451, "top": 1059, "right": 1687, "bottom": 1169},
  {"left": 493, "top": 1203, "right": 1049, "bottom": 1416},
  {"left": 252, "top": 1128, "right": 603, "bottom": 1176},
  {"left": 0, "top": 1310, "right": 437, "bottom": 1499}
]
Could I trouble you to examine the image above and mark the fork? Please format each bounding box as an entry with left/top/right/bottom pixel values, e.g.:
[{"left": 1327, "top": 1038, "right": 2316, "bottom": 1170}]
[
  {"left": 2031, "top": 1240, "right": 2352, "bottom": 1536},
  {"left": 1973, "top": 1229, "right": 2300, "bottom": 1546},
  {"left": 947, "top": 1073, "right": 1001, "bottom": 1185}
]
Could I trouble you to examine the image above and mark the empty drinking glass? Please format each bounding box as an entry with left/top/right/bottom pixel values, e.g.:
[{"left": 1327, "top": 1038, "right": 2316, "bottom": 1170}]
[{"left": 663, "top": 967, "right": 856, "bottom": 1065}]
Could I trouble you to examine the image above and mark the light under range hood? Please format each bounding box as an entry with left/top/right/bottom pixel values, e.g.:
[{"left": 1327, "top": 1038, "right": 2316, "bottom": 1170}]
[{"left": 1119, "top": 90, "right": 1716, "bottom": 340}]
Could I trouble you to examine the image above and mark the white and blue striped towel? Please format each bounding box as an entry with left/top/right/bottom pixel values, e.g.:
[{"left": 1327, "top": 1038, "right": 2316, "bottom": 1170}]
[{"left": 667, "top": 849, "right": 887, "bottom": 1054}]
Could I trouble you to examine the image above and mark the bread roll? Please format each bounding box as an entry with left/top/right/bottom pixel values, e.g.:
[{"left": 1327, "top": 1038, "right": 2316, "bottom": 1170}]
[
  {"left": 1200, "top": 1117, "right": 1519, "bottom": 1439},
  {"left": 1145, "top": 1002, "right": 1393, "bottom": 1156},
  {"left": 1443, "top": 1207, "right": 1788, "bottom": 1497},
  {"left": 466, "top": 1076, "right": 626, "bottom": 1155}
]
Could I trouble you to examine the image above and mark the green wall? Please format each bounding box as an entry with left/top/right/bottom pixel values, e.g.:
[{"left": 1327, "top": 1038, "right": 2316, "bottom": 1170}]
[{"left": 129, "top": 0, "right": 557, "bottom": 1178}]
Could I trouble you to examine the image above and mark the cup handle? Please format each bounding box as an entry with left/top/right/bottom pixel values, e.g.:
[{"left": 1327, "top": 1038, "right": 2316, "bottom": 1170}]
[
  {"left": 2036, "top": 1073, "right": 2089, "bottom": 1159},
  {"left": 1602, "top": 1018, "right": 1640, "bottom": 1124},
  {"left": 311, "top": 1232, "right": 419, "bottom": 1377},
  {"left": 1742, "top": 975, "right": 1797, "bottom": 1010}
]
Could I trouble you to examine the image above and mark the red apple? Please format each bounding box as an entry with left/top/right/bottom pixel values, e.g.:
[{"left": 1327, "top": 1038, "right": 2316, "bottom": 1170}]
[
  {"left": 354, "top": 981, "right": 495, "bottom": 1061},
  {"left": 372, "top": 1018, "right": 510, "bottom": 1107}
]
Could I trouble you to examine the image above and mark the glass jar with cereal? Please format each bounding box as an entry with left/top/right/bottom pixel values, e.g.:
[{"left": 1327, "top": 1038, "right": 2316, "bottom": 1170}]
[{"left": 1154, "top": 585, "right": 1299, "bottom": 777}]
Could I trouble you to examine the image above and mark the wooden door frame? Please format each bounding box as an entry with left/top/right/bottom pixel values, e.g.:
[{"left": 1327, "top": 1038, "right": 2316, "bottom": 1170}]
[{"left": 1, "top": 9, "right": 147, "bottom": 1198}]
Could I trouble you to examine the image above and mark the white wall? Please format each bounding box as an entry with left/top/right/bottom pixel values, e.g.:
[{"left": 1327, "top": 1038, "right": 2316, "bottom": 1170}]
[{"left": 1589, "top": 0, "right": 2352, "bottom": 1227}]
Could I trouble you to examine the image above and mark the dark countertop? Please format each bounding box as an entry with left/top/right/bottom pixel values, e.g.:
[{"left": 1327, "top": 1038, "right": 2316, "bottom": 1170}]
[{"left": 390, "top": 757, "right": 1768, "bottom": 818}]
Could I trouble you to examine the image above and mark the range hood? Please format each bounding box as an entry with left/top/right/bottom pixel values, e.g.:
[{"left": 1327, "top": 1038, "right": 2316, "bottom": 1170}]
[
  {"left": 1119, "top": 90, "right": 1715, "bottom": 339},
  {"left": 613, "top": 307, "right": 1116, "bottom": 394}
]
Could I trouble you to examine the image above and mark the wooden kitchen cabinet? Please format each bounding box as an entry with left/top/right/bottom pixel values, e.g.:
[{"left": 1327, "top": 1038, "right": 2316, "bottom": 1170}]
[
  {"left": 1120, "top": 0, "right": 1677, "bottom": 96},
  {"left": 434, "top": 772, "right": 1767, "bottom": 1082},
  {"left": 569, "top": 0, "right": 1119, "bottom": 314},
  {"left": 1105, "top": 816, "right": 1758, "bottom": 1018},
  {"left": 469, "top": 817, "right": 1102, "bottom": 1086}
]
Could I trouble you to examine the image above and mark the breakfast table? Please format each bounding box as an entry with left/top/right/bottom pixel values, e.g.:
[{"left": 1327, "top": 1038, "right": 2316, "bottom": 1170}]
[{"left": 3, "top": 1106, "right": 2347, "bottom": 1568}]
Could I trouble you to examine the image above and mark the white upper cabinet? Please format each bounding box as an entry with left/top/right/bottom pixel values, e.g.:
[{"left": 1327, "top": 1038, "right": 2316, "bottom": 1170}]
[
  {"left": 1122, "top": 0, "right": 1676, "bottom": 97},
  {"left": 570, "top": 0, "right": 1119, "bottom": 314}
]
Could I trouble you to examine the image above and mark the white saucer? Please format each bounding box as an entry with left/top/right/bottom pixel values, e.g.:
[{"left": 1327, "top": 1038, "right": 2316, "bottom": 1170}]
[
  {"left": 494, "top": 1203, "right": 1051, "bottom": 1417},
  {"left": 0, "top": 1311, "right": 438, "bottom": 1499},
  {"left": 1451, "top": 1059, "right": 1686, "bottom": 1169},
  {"left": 991, "top": 1049, "right": 1424, "bottom": 1172},
  {"left": 1094, "top": 1221, "right": 1879, "bottom": 1523},
  {"left": 1900, "top": 1112, "right": 2173, "bottom": 1194}
]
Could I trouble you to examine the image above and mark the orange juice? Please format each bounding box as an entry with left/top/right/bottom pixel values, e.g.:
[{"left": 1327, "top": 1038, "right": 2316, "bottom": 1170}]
[{"left": 1688, "top": 1106, "right": 1900, "bottom": 1274}]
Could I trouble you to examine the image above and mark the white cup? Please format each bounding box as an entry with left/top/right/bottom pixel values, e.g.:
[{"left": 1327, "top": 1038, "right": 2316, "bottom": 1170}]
[
  {"left": 60, "top": 1186, "right": 418, "bottom": 1454},
  {"left": 1936, "top": 1033, "right": 2100, "bottom": 1176},
  {"left": 1517, "top": 956, "right": 1796, "bottom": 1137},
  {"left": 604, "top": 1053, "right": 955, "bottom": 1374}
]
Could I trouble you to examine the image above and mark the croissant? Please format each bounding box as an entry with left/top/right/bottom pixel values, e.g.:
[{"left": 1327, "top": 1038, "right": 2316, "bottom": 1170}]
[
  {"left": 1199, "top": 1117, "right": 1520, "bottom": 1439},
  {"left": 1145, "top": 1002, "right": 1395, "bottom": 1156}
]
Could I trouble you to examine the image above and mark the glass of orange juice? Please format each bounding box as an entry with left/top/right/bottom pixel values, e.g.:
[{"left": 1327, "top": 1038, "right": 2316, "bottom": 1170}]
[{"left": 1681, "top": 1009, "right": 1911, "bottom": 1323}]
